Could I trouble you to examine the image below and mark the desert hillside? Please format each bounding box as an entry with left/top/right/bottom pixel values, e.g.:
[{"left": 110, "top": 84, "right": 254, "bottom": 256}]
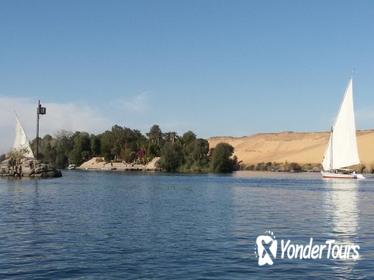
[{"left": 209, "top": 131, "right": 374, "bottom": 166}]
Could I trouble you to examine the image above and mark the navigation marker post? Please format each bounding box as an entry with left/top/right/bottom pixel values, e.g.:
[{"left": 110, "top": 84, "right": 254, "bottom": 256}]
[{"left": 36, "top": 100, "right": 46, "bottom": 160}]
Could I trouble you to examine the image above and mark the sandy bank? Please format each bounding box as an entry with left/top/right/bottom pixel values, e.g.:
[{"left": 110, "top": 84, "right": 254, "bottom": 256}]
[{"left": 209, "top": 130, "right": 374, "bottom": 166}]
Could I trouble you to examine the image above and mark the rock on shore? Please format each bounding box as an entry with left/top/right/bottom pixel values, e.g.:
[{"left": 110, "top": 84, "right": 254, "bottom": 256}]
[
  {"left": 0, "top": 158, "right": 62, "bottom": 178},
  {"left": 78, "top": 157, "right": 160, "bottom": 171}
]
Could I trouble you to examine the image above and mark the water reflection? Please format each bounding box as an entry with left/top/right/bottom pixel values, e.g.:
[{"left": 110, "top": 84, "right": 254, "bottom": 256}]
[
  {"left": 324, "top": 179, "right": 359, "bottom": 241},
  {"left": 324, "top": 179, "right": 360, "bottom": 277}
]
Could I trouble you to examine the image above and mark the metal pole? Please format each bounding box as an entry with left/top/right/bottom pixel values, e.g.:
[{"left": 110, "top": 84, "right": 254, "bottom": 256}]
[
  {"left": 36, "top": 100, "right": 40, "bottom": 160},
  {"left": 330, "top": 126, "right": 333, "bottom": 171}
]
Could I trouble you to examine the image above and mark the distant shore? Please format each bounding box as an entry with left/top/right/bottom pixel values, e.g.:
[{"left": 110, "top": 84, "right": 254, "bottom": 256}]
[{"left": 208, "top": 130, "right": 374, "bottom": 173}]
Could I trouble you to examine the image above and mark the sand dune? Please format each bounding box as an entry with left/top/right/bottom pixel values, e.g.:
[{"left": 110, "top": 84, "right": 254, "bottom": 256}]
[{"left": 209, "top": 130, "right": 374, "bottom": 166}]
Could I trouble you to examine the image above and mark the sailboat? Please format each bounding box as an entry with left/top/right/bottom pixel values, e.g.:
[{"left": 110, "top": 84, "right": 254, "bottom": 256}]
[
  {"left": 13, "top": 115, "right": 35, "bottom": 159},
  {"left": 0, "top": 108, "right": 61, "bottom": 178},
  {"left": 321, "top": 78, "right": 364, "bottom": 179}
]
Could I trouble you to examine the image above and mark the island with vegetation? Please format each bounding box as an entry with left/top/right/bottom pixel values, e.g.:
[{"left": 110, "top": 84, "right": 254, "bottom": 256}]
[{"left": 25, "top": 124, "right": 238, "bottom": 173}]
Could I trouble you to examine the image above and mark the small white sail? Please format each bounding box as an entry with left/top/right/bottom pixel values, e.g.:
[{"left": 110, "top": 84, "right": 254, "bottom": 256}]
[
  {"left": 322, "top": 134, "right": 332, "bottom": 170},
  {"left": 322, "top": 79, "right": 360, "bottom": 170},
  {"left": 13, "top": 116, "right": 35, "bottom": 158}
]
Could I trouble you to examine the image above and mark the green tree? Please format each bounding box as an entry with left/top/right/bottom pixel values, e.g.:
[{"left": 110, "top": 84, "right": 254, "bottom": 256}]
[
  {"left": 181, "top": 131, "right": 197, "bottom": 168},
  {"left": 158, "top": 142, "right": 183, "bottom": 172},
  {"left": 148, "top": 125, "right": 163, "bottom": 145},
  {"left": 182, "top": 131, "right": 196, "bottom": 144},
  {"left": 99, "top": 130, "right": 114, "bottom": 161},
  {"left": 111, "top": 125, "right": 125, "bottom": 159},
  {"left": 164, "top": 132, "right": 178, "bottom": 143},
  {"left": 54, "top": 131, "right": 73, "bottom": 168},
  {"left": 69, "top": 132, "right": 91, "bottom": 165},
  {"left": 190, "top": 138, "right": 209, "bottom": 169},
  {"left": 90, "top": 135, "right": 101, "bottom": 156},
  {"left": 147, "top": 125, "right": 163, "bottom": 158},
  {"left": 210, "top": 143, "right": 235, "bottom": 173}
]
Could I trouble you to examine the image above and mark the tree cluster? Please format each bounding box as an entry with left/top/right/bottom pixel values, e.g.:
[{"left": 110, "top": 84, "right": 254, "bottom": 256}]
[
  {"left": 244, "top": 161, "right": 316, "bottom": 172},
  {"left": 30, "top": 124, "right": 237, "bottom": 173}
]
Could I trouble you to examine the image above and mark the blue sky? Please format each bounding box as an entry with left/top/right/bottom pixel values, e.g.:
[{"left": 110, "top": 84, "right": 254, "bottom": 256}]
[{"left": 1, "top": 0, "right": 374, "bottom": 151}]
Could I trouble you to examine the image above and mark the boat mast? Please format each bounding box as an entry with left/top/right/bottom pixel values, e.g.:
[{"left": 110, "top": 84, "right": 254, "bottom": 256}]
[
  {"left": 36, "top": 100, "right": 40, "bottom": 160},
  {"left": 330, "top": 126, "right": 333, "bottom": 171}
]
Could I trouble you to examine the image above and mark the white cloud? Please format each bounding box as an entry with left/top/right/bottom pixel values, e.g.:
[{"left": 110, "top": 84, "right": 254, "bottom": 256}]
[
  {"left": 119, "top": 92, "right": 149, "bottom": 114},
  {"left": 0, "top": 94, "right": 203, "bottom": 154},
  {"left": 0, "top": 97, "right": 112, "bottom": 154}
]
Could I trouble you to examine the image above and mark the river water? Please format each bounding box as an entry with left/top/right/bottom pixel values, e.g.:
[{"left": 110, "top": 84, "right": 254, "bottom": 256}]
[{"left": 0, "top": 171, "right": 373, "bottom": 279}]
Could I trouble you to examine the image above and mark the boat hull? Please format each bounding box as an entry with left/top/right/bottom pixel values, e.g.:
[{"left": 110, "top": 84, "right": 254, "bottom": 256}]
[{"left": 321, "top": 171, "right": 365, "bottom": 179}]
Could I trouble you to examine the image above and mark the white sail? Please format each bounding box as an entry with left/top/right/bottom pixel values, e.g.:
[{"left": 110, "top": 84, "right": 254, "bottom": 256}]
[
  {"left": 322, "top": 79, "right": 360, "bottom": 170},
  {"left": 322, "top": 134, "right": 332, "bottom": 170},
  {"left": 13, "top": 116, "right": 35, "bottom": 158}
]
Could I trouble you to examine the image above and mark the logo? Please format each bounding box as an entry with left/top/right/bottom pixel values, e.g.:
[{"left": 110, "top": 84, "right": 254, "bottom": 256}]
[
  {"left": 256, "top": 231, "right": 277, "bottom": 266},
  {"left": 255, "top": 231, "right": 360, "bottom": 266}
]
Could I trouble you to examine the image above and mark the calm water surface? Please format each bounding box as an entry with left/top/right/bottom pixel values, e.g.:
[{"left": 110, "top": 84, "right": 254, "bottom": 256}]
[{"left": 0, "top": 171, "right": 373, "bottom": 279}]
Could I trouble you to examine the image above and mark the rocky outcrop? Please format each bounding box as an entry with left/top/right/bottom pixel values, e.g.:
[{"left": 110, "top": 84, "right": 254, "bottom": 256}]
[
  {"left": 0, "top": 158, "right": 62, "bottom": 178},
  {"left": 78, "top": 157, "right": 161, "bottom": 171}
]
